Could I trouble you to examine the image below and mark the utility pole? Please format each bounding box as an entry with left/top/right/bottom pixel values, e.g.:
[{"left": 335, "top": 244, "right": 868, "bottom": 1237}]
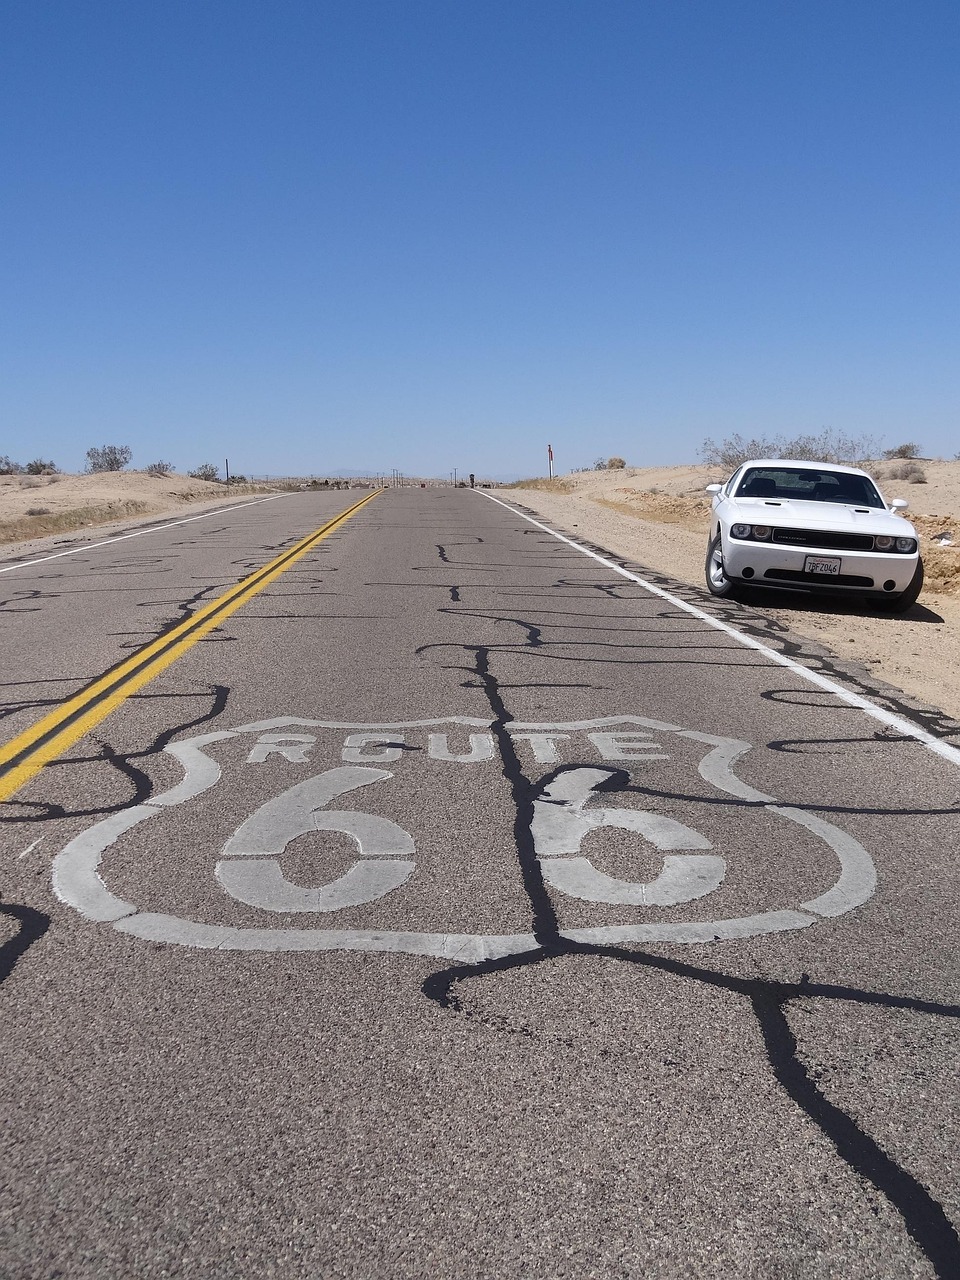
[{"left": 547, "top": 443, "right": 554, "bottom": 479}]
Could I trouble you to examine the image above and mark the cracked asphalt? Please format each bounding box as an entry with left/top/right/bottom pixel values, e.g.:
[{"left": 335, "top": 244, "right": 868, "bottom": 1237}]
[{"left": 1, "top": 487, "right": 959, "bottom": 1279}]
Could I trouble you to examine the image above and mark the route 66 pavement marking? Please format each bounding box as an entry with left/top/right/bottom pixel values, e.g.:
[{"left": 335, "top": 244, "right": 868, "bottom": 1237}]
[{"left": 51, "top": 714, "right": 877, "bottom": 960}]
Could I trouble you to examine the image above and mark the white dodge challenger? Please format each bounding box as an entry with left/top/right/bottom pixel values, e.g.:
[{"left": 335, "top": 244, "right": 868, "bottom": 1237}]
[{"left": 704, "top": 459, "right": 924, "bottom": 612}]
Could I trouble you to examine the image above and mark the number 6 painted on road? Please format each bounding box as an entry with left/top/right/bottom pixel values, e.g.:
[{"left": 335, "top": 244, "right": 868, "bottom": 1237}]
[
  {"left": 531, "top": 767, "right": 726, "bottom": 905},
  {"left": 216, "top": 767, "right": 415, "bottom": 912}
]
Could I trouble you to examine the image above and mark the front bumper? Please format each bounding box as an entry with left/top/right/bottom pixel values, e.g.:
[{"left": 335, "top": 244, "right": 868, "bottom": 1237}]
[{"left": 722, "top": 536, "right": 919, "bottom": 595}]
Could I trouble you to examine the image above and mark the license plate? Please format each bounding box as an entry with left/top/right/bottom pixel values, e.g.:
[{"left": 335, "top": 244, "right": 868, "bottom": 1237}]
[{"left": 804, "top": 555, "right": 841, "bottom": 576}]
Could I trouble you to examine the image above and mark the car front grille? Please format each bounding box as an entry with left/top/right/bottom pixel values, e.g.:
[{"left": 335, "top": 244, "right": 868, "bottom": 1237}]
[
  {"left": 763, "top": 569, "right": 875, "bottom": 588},
  {"left": 771, "top": 527, "right": 875, "bottom": 551}
]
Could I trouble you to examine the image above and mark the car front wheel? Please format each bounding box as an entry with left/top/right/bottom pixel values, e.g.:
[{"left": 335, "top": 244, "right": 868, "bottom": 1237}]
[
  {"left": 705, "top": 532, "right": 739, "bottom": 598},
  {"left": 872, "top": 559, "right": 924, "bottom": 613}
]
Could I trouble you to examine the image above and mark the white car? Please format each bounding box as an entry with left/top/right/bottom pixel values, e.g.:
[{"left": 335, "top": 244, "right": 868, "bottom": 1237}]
[{"left": 704, "top": 459, "right": 924, "bottom": 611}]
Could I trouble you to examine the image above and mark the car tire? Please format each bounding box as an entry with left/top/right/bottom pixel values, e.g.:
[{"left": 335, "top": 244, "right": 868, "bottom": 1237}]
[
  {"left": 872, "top": 559, "right": 924, "bottom": 613},
  {"left": 705, "top": 532, "right": 739, "bottom": 598}
]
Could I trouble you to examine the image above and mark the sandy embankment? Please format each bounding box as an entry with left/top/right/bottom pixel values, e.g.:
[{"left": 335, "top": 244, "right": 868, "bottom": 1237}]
[
  {"left": 0, "top": 470, "right": 281, "bottom": 553},
  {"left": 508, "top": 461, "right": 960, "bottom": 729}
]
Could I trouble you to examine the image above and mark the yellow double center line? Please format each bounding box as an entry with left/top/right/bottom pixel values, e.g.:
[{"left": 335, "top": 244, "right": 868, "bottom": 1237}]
[{"left": 0, "top": 489, "right": 382, "bottom": 803}]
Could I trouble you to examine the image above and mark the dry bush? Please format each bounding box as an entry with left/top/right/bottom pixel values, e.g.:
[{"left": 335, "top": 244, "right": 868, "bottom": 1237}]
[
  {"left": 86, "top": 444, "right": 132, "bottom": 472},
  {"left": 25, "top": 506, "right": 51, "bottom": 516},
  {"left": 886, "top": 461, "right": 927, "bottom": 483},
  {"left": 506, "top": 476, "right": 574, "bottom": 493},
  {"left": 0, "top": 501, "right": 150, "bottom": 545},
  {"left": 145, "top": 460, "right": 174, "bottom": 477},
  {"left": 700, "top": 430, "right": 881, "bottom": 470},
  {"left": 606, "top": 456, "right": 626, "bottom": 469},
  {"left": 882, "top": 442, "right": 922, "bottom": 460},
  {"left": 188, "top": 463, "right": 220, "bottom": 482}
]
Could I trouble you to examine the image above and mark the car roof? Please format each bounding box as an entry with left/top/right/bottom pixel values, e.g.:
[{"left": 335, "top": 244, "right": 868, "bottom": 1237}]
[{"left": 736, "top": 459, "right": 874, "bottom": 478}]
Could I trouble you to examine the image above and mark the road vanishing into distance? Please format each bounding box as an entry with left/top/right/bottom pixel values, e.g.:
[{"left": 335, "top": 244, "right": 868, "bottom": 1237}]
[{"left": 1, "top": 486, "right": 959, "bottom": 1279}]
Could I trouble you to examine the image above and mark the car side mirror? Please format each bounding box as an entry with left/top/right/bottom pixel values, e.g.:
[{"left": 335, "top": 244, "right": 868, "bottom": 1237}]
[
  {"left": 705, "top": 484, "right": 722, "bottom": 495},
  {"left": 891, "top": 498, "right": 909, "bottom": 511}
]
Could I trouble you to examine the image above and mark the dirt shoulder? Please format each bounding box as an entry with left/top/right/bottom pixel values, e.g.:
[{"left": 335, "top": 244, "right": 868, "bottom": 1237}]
[
  {"left": 0, "top": 470, "right": 285, "bottom": 549},
  {"left": 508, "top": 462, "right": 960, "bottom": 728}
]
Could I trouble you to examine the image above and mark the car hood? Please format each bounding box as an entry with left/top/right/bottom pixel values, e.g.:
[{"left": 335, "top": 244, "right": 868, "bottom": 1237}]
[{"left": 728, "top": 498, "right": 917, "bottom": 536}]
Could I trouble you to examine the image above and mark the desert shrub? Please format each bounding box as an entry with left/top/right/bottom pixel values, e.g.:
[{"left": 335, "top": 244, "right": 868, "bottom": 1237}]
[
  {"left": 0, "top": 455, "right": 22, "bottom": 475},
  {"left": 505, "top": 476, "right": 574, "bottom": 493},
  {"left": 0, "top": 500, "right": 151, "bottom": 546},
  {"left": 700, "top": 435, "right": 778, "bottom": 469},
  {"left": 882, "top": 442, "right": 922, "bottom": 460},
  {"left": 593, "top": 456, "right": 607, "bottom": 470},
  {"left": 86, "top": 444, "right": 132, "bottom": 472},
  {"left": 145, "top": 460, "right": 173, "bottom": 477},
  {"left": 24, "top": 458, "right": 59, "bottom": 475},
  {"left": 227, "top": 473, "right": 247, "bottom": 484},
  {"left": 607, "top": 456, "right": 626, "bottom": 469},
  {"left": 25, "top": 506, "right": 52, "bottom": 515},
  {"left": 886, "top": 461, "right": 927, "bottom": 483},
  {"left": 188, "top": 463, "right": 220, "bottom": 482},
  {"left": 700, "top": 429, "right": 881, "bottom": 470}
]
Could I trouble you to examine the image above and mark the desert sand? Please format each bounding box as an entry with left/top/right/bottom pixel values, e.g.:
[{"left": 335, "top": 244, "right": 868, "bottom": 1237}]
[
  {"left": 0, "top": 470, "right": 278, "bottom": 547},
  {"left": 509, "top": 460, "right": 960, "bottom": 731}
]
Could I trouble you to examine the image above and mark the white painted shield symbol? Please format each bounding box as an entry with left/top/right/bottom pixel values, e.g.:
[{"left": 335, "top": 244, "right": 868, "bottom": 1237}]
[{"left": 51, "top": 715, "right": 877, "bottom": 959}]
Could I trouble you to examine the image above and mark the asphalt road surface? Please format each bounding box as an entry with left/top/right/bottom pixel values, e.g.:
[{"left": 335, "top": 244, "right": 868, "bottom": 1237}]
[{"left": 1, "top": 487, "right": 959, "bottom": 1279}]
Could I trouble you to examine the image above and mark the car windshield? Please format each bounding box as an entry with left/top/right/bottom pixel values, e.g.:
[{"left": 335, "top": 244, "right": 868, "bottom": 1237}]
[{"left": 733, "top": 467, "right": 884, "bottom": 509}]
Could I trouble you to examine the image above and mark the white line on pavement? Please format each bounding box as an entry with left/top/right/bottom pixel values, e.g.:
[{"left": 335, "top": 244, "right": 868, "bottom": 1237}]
[
  {"left": 482, "top": 491, "right": 960, "bottom": 769},
  {"left": 0, "top": 493, "right": 295, "bottom": 576}
]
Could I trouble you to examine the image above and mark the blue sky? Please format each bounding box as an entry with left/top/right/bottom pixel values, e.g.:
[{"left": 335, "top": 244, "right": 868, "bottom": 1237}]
[{"left": 2, "top": 1, "right": 957, "bottom": 479}]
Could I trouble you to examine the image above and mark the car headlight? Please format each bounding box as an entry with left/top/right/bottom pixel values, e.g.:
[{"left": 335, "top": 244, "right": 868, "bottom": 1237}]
[
  {"left": 895, "top": 537, "right": 917, "bottom": 553},
  {"left": 731, "top": 523, "right": 751, "bottom": 539},
  {"left": 752, "top": 525, "right": 772, "bottom": 540},
  {"left": 874, "top": 535, "right": 894, "bottom": 550}
]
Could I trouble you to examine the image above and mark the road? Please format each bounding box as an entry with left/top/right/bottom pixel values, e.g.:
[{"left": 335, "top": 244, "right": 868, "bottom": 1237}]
[{"left": 1, "top": 487, "right": 959, "bottom": 1278}]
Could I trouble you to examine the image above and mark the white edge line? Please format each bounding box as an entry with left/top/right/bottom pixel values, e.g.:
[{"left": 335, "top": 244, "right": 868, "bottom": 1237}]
[
  {"left": 482, "top": 491, "right": 960, "bottom": 770},
  {"left": 0, "top": 492, "right": 295, "bottom": 575}
]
